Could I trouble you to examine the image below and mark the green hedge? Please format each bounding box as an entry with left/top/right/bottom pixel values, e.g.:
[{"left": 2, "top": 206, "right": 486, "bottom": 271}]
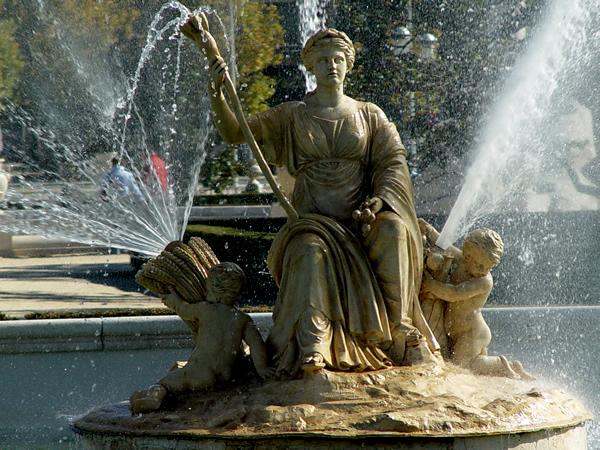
[
  {"left": 184, "top": 224, "right": 278, "bottom": 306},
  {"left": 193, "top": 193, "right": 277, "bottom": 206}
]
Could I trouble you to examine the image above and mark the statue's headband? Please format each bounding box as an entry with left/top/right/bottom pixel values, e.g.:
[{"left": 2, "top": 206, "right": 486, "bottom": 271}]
[{"left": 301, "top": 29, "right": 356, "bottom": 69}]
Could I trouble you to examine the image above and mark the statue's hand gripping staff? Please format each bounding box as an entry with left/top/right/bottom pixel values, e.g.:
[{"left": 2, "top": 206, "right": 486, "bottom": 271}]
[{"left": 180, "top": 13, "right": 298, "bottom": 221}]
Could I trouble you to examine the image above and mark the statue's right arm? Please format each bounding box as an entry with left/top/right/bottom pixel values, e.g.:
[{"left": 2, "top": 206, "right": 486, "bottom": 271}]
[
  {"left": 162, "top": 289, "right": 202, "bottom": 320},
  {"left": 206, "top": 56, "right": 247, "bottom": 145},
  {"left": 180, "top": 14, "right": 259, "bottom": 145}
]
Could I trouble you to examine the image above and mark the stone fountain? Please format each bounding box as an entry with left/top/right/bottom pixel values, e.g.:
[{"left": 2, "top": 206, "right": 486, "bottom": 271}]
[
  {"left": 72, "top": 5, "right": 592, "bottom": 448},
  {"left": 73, "top": 234, "right": 590, "bottom": 448},
  {"left": 0, "top": 0, "right": 596, "bottom": 447}
]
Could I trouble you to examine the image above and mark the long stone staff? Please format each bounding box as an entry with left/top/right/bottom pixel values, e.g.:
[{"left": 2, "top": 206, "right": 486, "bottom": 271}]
[{"left": 181, "top": 13, "right": 299, "bottom": 221}]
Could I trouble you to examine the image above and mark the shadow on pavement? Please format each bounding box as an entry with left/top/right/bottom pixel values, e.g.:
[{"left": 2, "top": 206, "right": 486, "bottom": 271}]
[{"left": 0, "top": 261, "right": 149, "bottom": 296}]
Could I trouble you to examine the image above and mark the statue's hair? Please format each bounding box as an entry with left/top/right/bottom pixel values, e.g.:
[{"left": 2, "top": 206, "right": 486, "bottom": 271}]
[
  {"left": 207, "top": 262, "right": 247, "bottom": 305},
  {"left": 464, "top": 229, "right": 504, "bottom": 265},
  {"left": 301, "top": 28, "right": 356, "bottom": 72}
]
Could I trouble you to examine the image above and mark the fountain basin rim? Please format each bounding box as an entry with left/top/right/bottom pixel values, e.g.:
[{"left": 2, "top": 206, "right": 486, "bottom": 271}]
[
  {"left": 71, "top": 366, "right": 592, "bottom": 449},
  {"left": 72, "top": 411, "right": 592, "bottom": 440},
  {"left": 2, "top": 307, "right": 599, "bottom": 354}
]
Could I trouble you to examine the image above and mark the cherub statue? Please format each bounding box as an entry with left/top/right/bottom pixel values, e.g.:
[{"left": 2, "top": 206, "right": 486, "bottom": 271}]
[
  {"left": 419, "top": 219, "right": 533, "bottom": 380},
  {"left": 129, "top": 262, "right": 272, "bottom": 414}
]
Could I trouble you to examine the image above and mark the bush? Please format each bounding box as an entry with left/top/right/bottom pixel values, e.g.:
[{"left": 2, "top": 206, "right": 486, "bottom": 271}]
[{"left": 184, "top": 224, "right": 278, "bottom": 307}]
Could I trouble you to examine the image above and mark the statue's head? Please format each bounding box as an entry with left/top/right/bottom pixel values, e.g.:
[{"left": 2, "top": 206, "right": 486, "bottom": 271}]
[
  {"left": 206, "top": 262, "right": 247, "bottom": 305},
  {"left": 302, "top": 28, "right": 356, "bottom": 73},
  {"left": 463, "top": 228, "right": 504, "bottom": 270}
]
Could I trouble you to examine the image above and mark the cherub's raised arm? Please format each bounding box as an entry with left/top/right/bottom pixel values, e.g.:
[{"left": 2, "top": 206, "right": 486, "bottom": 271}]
[
  {"left": 418, "top": 218, "right": 442, "bottom": 246},
  {"left": 162, "top": 289, "right": 203, "bottom": 321},
  {"left": 418, "top": 218, "right": 462, "bottom": 258},
  {"left": 422, "top": 276, "right": 493, "bottom": 303}
]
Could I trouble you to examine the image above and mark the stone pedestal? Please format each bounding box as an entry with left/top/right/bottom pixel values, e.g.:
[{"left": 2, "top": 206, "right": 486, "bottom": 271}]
[
  {"left": 0, "top": 232, "right": 12, "bottom": 252},
  {"left": 73, "top": 365, "right": 591, "bottom": 449}
]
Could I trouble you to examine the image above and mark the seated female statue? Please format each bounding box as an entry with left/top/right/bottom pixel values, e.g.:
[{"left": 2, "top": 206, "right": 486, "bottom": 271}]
[{"left": 182, "top": 23, "right": 439, "bottom": 376}]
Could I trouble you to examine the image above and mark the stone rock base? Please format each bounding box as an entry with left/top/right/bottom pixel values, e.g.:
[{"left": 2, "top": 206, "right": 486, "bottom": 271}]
[
  {"left": 74, "top": 425, "right": 587, "bottom": 449},
  {"left": 73, "top": 364, "right": 592, "bottom": 449}
]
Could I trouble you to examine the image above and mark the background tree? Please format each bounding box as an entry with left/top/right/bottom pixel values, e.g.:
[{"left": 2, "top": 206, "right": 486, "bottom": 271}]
[
  {"left": 0, "top": 0, "right": 142, "bottom": 177},
  {"left": 1, "top": 0, "right": 560, "bottom": 195},
  {"left": 0, "top": 0, "right": 23, "bottom": 106},
  {"left": 0, "top": 0, "right": 23, "bottom": 159}
]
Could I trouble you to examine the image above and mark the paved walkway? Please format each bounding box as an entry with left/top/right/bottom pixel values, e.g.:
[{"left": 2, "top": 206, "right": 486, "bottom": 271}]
[{"left": 0, "top": 252, "right": 163, "bottom": 318}]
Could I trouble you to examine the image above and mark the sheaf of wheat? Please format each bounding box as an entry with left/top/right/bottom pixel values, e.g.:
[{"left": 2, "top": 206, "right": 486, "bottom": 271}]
[{"left": 135, "top": 237, "right": 219, "bottom": 303}]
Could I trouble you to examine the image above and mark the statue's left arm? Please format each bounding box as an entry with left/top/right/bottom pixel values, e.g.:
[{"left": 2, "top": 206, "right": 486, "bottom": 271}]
[
  {"left": 365, "top": 104, "right": 425, "bottom": 281},
  {"left": 352, "top": 105, "right": 412, "bottom": 235},
  {"left": 353, "top": 105, "right": 422, "bottom": 244},
  {"left": 368, "top": 106, "right": 416, "bottom": 219}
]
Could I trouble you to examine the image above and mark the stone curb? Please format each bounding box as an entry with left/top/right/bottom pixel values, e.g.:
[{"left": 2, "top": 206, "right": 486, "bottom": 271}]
[
  {"left": 0, "top": 313, "right": 274, "bottom": 354},
  {"left": 1, "top": 307, "right": 598, "bottom": 355}
]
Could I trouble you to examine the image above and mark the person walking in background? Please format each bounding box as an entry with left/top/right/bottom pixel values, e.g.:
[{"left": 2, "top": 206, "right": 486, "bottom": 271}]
[
  {"left": 140, "top": 149, "right": 168, "bottom": 193},
  {"left": 99, "top": 155, "right": 142, "bottom": 202}
]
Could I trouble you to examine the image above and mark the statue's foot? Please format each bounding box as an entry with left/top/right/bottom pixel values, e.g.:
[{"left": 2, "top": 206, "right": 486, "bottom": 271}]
[
  {"left": 128, "top": 390, "right": 147, "bottom": 411},
  {"left": 130, "top": 396, "right": 163, "bottom": 414},
  {"left": 301, "top": 352, "right": 326, "bottom": 373},
  {"left": 401, "top": 341, "right": 444, "bottom": 367}
]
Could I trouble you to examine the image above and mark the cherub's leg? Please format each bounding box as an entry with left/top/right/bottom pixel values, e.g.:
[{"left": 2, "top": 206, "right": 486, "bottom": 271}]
[
  {"left": 161, "top": 365, "right": 217, "bottom": 394},
  {"left": 471, "top": 354, "right": 519, "bottom": 379},
  {"left": 450, "top": 336, "right": 482, "bottom": 367},
  {"left": 129, "top": 384, "right": 168, "bottom": 414},
  {"left": 510, "top": 360, "right": 536, "bottom": 380}
]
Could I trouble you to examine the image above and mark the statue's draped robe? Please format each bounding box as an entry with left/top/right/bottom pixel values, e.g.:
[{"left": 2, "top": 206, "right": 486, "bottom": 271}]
[{"left": 248, "top": 101, "right": 433, "bottom": 374}]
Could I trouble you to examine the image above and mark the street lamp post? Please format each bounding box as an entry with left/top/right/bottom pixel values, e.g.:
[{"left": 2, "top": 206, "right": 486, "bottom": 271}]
[{"left": 391, "top": 20, "right": 438, "bottom": 162}]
